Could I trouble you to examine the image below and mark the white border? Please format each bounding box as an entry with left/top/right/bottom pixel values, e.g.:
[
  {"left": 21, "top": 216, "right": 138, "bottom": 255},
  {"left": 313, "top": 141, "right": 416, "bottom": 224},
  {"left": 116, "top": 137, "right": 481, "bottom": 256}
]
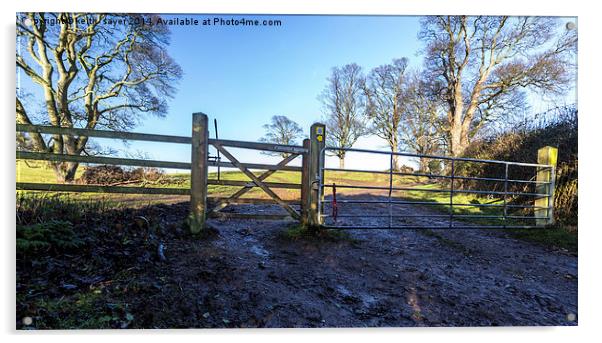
[{"left": 3, "top": 1, "right": 599, "bottom": 342}]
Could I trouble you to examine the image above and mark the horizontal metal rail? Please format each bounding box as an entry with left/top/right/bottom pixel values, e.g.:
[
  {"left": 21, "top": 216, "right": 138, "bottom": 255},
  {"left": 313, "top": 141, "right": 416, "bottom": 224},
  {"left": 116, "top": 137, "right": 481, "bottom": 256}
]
[
  {"left": 321, "top": 214, "right": 544, "bottom": 220},
  {"left": 323, "top": 146, "right": 553, "bottom": 169},
  {"left": 319, "top": 198, "right": 550, "bottom": 209},
  {"left": 320, "top": 183, "right": 547, "bottom": 197},
  {"left": 323, "top": 167, "right": 550, "bottom": 185},
  {"left": 321, "top": 225, "right": 544, "bottom": 230},
  {"left": 16, "top": 182, "right": 189, "bottom": 195}
]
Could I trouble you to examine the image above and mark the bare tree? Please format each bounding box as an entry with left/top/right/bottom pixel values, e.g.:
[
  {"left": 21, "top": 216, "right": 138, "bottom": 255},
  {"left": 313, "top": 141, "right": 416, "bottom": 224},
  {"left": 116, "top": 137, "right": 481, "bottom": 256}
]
[
  {"left": 364, "top": 58, "right": 409, "bottom": 171},
  {"left": 319, "top": 63, "right": 367, "bottom": 168},
  {"left": 419, "top": 16, "right": 577, "bottom": 157},
  {"left": 399, "top": 71, "right": 445, "bottom": 172},
  {"left": 259, "top": 115, "right": 304, "bottom": 158},
  {"left": 16, "top": 13, "right": 182, "bottom": 182}
]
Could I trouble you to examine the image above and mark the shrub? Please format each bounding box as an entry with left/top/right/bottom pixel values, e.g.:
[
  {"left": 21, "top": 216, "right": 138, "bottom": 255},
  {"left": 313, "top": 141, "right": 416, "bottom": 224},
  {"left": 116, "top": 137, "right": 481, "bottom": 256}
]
[
  {"left": 17, "top": 220, "right": 85, "bottom": 256},
  {"left": 459, "top": 105, "right": 577, "bottom": 226},
  {"left": 79, "top": 165, "right": 164, "bottom": 185}
]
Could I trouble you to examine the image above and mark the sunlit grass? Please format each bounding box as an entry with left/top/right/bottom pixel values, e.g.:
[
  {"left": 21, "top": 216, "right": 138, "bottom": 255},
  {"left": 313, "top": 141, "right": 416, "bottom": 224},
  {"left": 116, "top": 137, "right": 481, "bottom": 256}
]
[{"left": 15, "top": 160, "right": 577, "bottom": 252}]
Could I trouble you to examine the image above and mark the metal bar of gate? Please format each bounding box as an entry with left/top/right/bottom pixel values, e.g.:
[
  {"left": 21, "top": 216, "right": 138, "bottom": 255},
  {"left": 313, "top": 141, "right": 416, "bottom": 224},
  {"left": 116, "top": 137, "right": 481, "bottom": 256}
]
[
  {"left": 449, "top": 159, "right": 455, "bottom": 229},
  {"left": 388, "top": 153, "right": 393, "bottom": 228},
  {"left": 319, "top": 199, "right": 550, "bottom": 209},
  {"left": 317, "top": 146, "right": 554, "bottom": 229},
  {"left": 503, "top": 163, "right": 509, "bottom": 228},
  {"left": 322, "top": 167, "right": 550, "bottom": 185},
  {"left": 319, "top": 184, "right": 548, "bottom": 198},
  {"left": 323, "top": 146, "right": 551, "bottom": 168}
]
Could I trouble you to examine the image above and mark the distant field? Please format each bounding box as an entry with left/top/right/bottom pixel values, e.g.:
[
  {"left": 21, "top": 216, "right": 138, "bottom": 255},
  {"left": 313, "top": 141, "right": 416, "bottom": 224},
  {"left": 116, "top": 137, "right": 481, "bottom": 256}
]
[
  {"left": 16, "top": 159, "right": 499, "bottom": 216},
  {"left": 16, "top": 160, "right": 576, "bottom": 251}
]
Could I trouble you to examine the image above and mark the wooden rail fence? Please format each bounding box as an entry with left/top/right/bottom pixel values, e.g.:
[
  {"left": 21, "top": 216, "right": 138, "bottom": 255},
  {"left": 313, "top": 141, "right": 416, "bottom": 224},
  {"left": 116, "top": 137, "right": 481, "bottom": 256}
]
[
  {"left": 16, "top": 113, "right": 556, "bottom": 232},
  {"left": 17, "top": 113, "right": 323, "bottom": 234}
]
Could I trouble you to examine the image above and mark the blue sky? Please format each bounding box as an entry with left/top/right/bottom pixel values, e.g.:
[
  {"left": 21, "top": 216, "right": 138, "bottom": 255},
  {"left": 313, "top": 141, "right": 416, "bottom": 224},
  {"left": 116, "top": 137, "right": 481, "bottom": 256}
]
[
  {"left": 132, "top": 14, "right": 425, "bottom": 170},
  {"left": 18, "top": 14, "right": 577, "bottom": 172}
]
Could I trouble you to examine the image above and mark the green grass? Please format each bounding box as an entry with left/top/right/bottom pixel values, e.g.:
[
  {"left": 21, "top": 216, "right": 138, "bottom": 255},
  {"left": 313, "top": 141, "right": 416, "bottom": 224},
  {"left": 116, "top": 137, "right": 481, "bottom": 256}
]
[
  {"left": 16, "top": 160, "right": 576, "bottom": 252},
  {"left": 16, "top": 160, "right": 84, "bottom": 183},
  {"left": 506, "top": 225, "right": 577, "bottom": 253}
]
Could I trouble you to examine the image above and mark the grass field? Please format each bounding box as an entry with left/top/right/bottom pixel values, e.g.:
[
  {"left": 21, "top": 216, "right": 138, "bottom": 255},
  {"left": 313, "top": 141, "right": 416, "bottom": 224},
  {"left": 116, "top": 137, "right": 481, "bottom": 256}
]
[{"left": 16, "top": 160, "right": 577, "bottom": 252}]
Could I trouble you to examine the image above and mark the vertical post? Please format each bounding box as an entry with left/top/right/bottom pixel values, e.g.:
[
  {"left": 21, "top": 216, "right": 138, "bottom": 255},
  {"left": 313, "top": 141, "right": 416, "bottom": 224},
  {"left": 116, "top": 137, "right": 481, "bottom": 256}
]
[
  {"left": 189, "top": 112, "right": 209, "bottom": 234},
  {"left": 449, "top": 159, "right": 455, "bottom": 229},
  {"left": 301, "top": 139, "right": 311, "bottom": 226},
  {"left": 535, "top": 146, "right": 558, "bottom": 226},
  {"left": 308, "top": 123, "right": 326, "bottom": 227},
  {"left": 388, "top": 153, "right": 393, "bottom": 228},
  {"left": 503, "top": 163, "right": 509, "bottom": 228}
]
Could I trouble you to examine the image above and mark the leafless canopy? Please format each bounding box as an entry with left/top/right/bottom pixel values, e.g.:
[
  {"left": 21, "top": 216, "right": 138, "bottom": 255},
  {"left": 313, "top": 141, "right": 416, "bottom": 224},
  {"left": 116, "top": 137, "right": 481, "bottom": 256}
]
[
  {"left": 319, "top": 63, "right": 367, "bottom": 168},
  {"left": 259, "top": 115, "right": 304, "bottom": 158},
  {"left": 364, "top": 58, "right": 409, "bottom": 170},
  {"left": 16, "top": 13, "right": 182, "bottom": 181},
  {"left": 420, "top": 16, "right": 577, "bottom": 157}
]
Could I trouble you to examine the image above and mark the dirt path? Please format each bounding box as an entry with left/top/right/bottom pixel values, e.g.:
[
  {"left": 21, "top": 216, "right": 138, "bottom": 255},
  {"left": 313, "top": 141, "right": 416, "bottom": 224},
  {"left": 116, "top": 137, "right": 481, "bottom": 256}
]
[
  {"left": 17, "top": 201, "right": 577, "bottom": 329},
  {"left": 152, "top": 201, "right": 577, "bottom": 328}
]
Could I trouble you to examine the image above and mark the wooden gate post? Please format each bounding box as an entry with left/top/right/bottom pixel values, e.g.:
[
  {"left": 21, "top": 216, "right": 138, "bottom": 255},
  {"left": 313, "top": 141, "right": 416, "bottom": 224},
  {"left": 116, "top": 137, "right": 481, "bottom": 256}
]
[
  {"left": 189, "top": 112, "right": 209, "bottom": 234},
  {"left": 308, "top": 123, "right": 326, "bottom": 227},
  {"left": 535, "top": 146, "right": 558, "bottom": 226},
  {"left": 301, "top": 139, "right": 311, "bottom": 226}
]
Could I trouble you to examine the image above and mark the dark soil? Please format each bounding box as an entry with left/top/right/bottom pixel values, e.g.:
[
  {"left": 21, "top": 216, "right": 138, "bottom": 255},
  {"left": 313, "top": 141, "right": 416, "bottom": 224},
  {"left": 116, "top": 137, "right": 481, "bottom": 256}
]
[{"left": 16, "top": 201, "right": 577, "bottom": 329}]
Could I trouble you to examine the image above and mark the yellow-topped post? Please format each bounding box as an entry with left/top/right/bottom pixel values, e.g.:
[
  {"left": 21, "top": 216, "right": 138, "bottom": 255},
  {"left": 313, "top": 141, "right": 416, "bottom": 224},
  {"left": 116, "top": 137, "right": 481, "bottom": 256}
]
[
  {"left": 535, "top": 146, "right": 558, "bottom": 226},
  {"left": 308, "top": 123, "right": 326, "bottom": 227}
]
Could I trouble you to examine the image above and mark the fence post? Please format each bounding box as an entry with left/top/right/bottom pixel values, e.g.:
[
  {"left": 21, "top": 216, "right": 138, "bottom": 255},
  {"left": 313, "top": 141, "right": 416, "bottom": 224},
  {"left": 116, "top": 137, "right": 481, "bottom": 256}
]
[
  {"left": 189, "top": 112, "right": 209, "bottom": 234},
  {"left": 301, "top": 139, "right": 311, "bottom": 226},
  {"left": 308, "top": 123, "right": 326, "bottom": 227},
  {"left": 535, "top": 146, "right": 558, "bottom": 226}
]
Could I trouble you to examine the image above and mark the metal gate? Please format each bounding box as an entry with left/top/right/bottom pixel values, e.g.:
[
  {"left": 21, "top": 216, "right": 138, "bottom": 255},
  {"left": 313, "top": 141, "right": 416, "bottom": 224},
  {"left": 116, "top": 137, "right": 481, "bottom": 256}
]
[{"left": 317, "top": 147, "right": 556, "bottom": 230}]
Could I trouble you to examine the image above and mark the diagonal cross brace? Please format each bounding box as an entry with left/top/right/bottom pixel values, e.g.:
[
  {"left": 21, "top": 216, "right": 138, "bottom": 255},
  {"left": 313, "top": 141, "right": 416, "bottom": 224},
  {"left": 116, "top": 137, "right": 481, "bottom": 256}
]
[
  {"left": 210, "top": 152, "right": 299, "bottom": 213},
  {"left": 213, "top": 143, "right": 301, "bottom": 220}
]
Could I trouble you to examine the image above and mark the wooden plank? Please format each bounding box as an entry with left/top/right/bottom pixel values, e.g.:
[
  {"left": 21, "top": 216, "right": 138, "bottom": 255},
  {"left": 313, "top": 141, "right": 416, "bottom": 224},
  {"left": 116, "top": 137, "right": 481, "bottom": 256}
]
[
  {"left": 209, "top": 138, "right": 307, "bottom": 154},
  {"left": 301, "top": 139, "right": 311, "bottom": 225},
  {"left": 16, "top": 182, "right": 190, "bottom": 195},
  {"left": 208, "top": 212, "right": 292, "bottom": 220},
  {"left": 17, "top": 151, "right": 191, "bottom": 169},
  {"left": 213, "top": 143, "right": 301, "bottom": 220},
  {"left": 208, "top": 179, "right": 301, "bottom": 189},
  {"left": 189, "top": 113, "right": 209, "bottom": 234},
  {"left": 208, "top": 197, "right": 300, "bottom": 205},
  {"left": 16, "top": 124, "right": 191, "bottom": 144},
  {"left": 16, "top": 150, "right": 302, "bottom": 172},
  {"left": 208, "top": 159, "right": 302, "bottom": 172},
  {"left": 211, "top": 153, "right": 299, "bottom": 213}
]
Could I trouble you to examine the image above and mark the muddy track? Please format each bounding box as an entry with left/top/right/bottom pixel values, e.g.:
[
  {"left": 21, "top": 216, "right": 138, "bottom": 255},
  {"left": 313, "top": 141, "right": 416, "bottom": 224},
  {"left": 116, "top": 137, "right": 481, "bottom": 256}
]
[
  {"left": 16, "top": 201, "right": 577, "bottom": 329},
  {"left": 179, "top": 201, "right": 577, "bottom": 327}
]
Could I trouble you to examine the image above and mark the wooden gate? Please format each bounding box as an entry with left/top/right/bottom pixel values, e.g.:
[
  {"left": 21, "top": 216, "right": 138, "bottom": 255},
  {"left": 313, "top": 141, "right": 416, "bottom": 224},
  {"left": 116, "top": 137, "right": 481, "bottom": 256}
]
[{"left": 188, "top": 113, "right": 325, "bottom": 233}]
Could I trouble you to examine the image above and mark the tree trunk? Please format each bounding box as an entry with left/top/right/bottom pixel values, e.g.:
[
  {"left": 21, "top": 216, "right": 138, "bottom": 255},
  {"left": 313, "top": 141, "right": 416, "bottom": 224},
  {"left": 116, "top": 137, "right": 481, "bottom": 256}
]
[
  {"left": 419, "top": 157, "right": 430, "bottom": 173},
  {"left": 390, "top": 140, "right": 401, "bottom": 172},
  {"left": 338, "top": 157, "right": 345, "bottom": 169},
  {"left": 449, "top": 122, "right": 469, "bottom": 157},
  {"left": 52, "top": 162, "right": 79, "bottom": 183}
]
